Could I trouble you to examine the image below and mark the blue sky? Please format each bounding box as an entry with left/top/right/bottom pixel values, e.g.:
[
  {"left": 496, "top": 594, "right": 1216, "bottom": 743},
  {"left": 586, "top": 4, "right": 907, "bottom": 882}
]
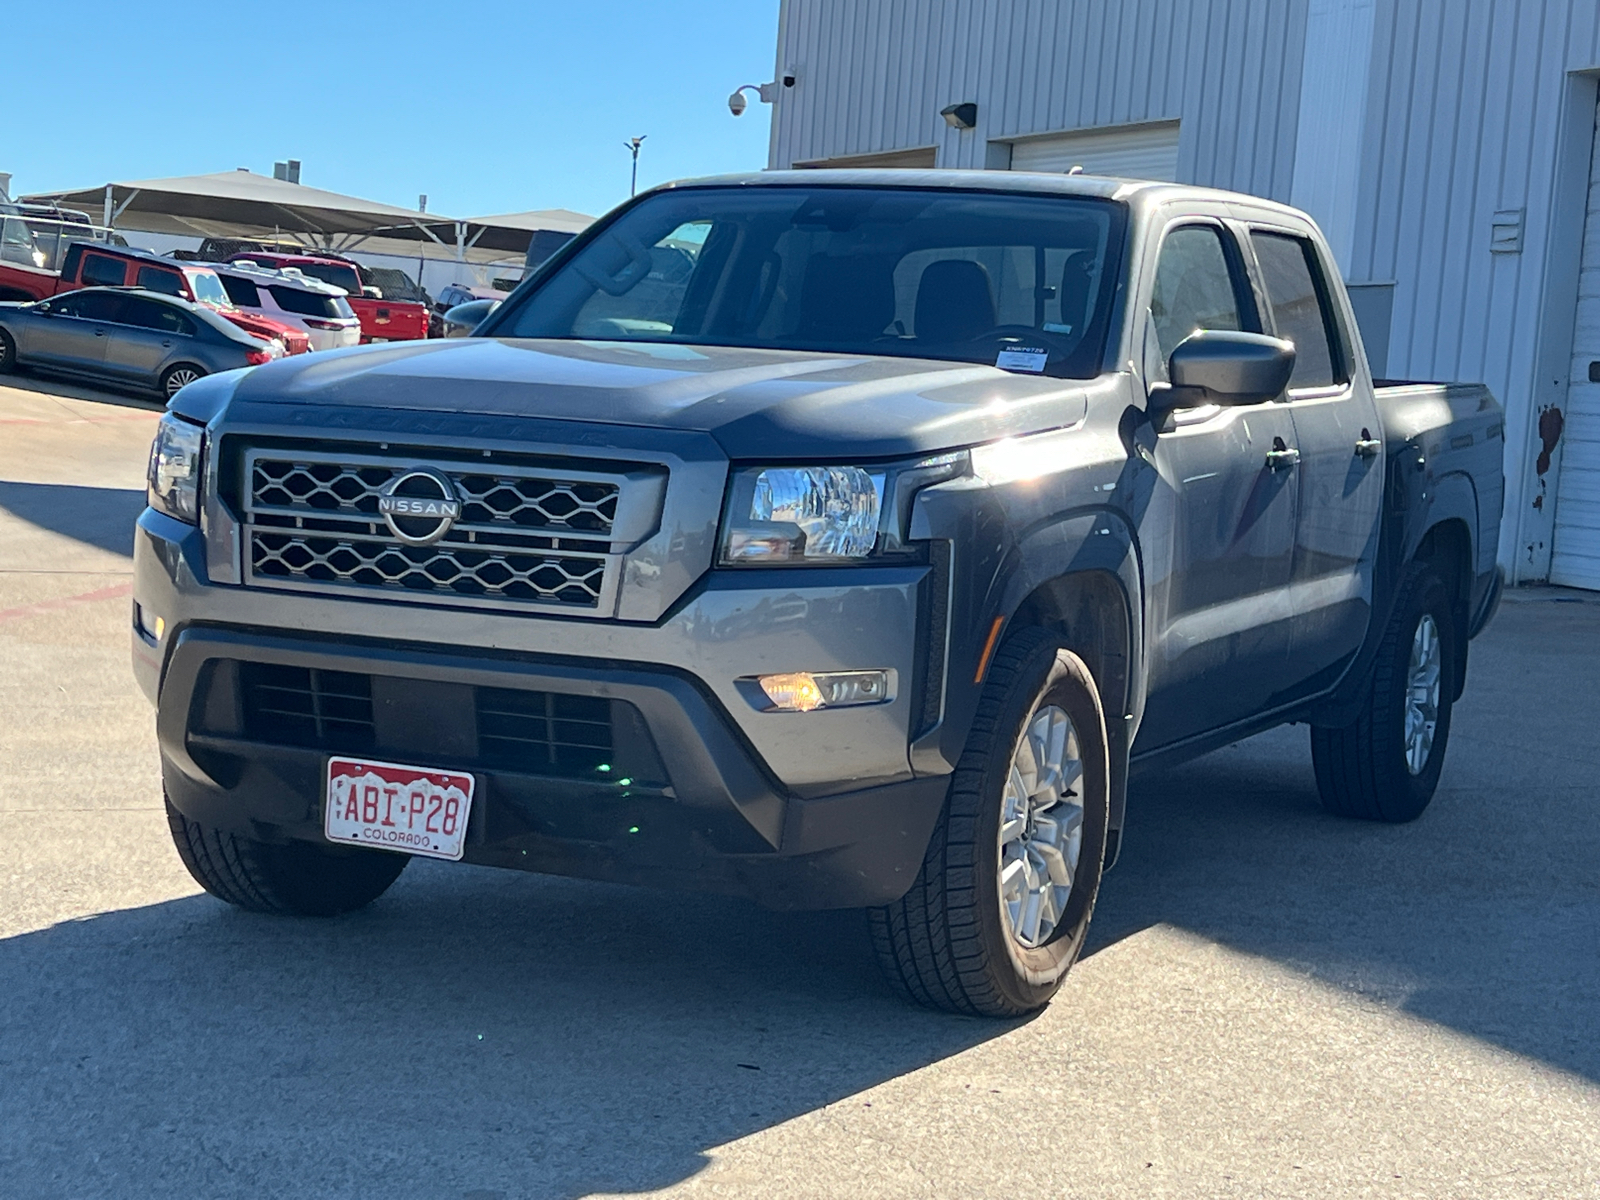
[{"left": 3, "top": 0, "right": 779, "bottom": 222}]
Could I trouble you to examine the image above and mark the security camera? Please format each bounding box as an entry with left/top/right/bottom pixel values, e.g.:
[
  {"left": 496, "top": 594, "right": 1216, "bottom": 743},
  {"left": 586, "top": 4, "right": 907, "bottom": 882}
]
[{"left": 729, "top": 90, "right": 748, "bottom": 117}]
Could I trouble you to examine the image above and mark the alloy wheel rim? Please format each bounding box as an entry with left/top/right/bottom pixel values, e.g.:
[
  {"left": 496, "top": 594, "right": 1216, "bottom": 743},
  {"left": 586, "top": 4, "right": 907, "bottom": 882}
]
[
  {"left": 166, "top": 368, "right": 198, "bottom": 397},
  {"left": 1404, "top": 613, "right": 1442, "bottom": 775},
  {"left": 998, "top": 703, "right": 1084, "bottom": 949}
]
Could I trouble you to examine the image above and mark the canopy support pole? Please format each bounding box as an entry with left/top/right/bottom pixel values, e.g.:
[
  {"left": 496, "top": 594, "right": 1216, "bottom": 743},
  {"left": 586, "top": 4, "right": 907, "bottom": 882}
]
[
  {"left": 102, "top": 186, "right": 113, "bottom": 229},
  {"left": 111, "top": 190, "right": 141, "bottom": 223}
]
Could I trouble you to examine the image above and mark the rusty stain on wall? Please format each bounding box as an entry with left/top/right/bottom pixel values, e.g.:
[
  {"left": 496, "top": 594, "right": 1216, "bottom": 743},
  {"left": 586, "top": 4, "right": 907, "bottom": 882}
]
[{"left": 1531, "top": 404, "right": 1565, "bottom": 510}]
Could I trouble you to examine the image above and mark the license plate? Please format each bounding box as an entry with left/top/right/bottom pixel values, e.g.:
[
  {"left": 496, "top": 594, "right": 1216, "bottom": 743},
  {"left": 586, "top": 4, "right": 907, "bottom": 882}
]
[{"left": 324, "top": 757, "right": 475, "bottom": 861}]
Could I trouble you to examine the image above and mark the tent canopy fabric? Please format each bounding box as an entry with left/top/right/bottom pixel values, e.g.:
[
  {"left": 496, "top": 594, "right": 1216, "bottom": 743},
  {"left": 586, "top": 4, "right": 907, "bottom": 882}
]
[{"left": 22, "top": 172, "right": 597, "bottom": 262}]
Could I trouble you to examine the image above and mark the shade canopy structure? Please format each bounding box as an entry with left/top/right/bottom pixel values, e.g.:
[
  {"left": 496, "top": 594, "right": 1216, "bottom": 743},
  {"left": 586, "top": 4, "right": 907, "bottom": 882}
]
[
  {"left": 23, "top": 170, "right": 449, "bottom": 251},
  {"left": 457, "top": 208, "right": 595, "bottom": 256},
  {"left": 22, "top": 173, "right": 597, "bottom": 267}
]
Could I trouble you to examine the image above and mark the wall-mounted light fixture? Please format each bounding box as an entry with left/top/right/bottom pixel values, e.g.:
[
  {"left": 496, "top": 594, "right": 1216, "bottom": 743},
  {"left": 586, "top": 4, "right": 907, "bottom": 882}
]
[{"left": 940, "top": 102, "right": 979, "bottom": 130}]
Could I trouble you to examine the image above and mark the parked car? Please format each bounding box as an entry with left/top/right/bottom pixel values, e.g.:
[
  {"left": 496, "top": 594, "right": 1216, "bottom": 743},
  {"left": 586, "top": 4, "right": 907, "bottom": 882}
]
[
  {"left": 431, "top": 282, "right": 502, "bottom": 336},
  {"left": 227, "top": 252, "right": 430, "bottom": 343},
  {"left": 136, "top": 173, "right": 1504, "bottom": 1017},
  {"left": 0, "top": 287, "right": 280, "bottom": 398},
  {"left": 0, "top": 240, "right": 310, "bottom": 355},
  {"left": 211, "top": 261, "right": 361, "bottom": 351}
]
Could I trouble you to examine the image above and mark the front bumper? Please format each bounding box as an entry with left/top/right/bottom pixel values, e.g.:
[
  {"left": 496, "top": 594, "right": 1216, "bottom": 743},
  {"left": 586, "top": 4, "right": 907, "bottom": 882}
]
[{"left": 136, "top": 510, "right": 950, "bottom": 909}]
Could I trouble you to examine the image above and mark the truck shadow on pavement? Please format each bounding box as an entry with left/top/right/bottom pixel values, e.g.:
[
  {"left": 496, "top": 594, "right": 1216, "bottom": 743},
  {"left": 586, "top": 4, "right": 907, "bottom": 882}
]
[
  {"left": 0, "top": 867, "right": 1008, "bottom": 1199},
  {"left": 0, "top": 480, "right": 145, "bottom": 558}
]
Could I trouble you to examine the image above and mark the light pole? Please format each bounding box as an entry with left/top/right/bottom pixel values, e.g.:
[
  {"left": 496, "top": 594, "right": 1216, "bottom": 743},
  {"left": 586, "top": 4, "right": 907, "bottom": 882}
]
[{"left": 625, "top": 135, "right": 647, "bottom": 196}]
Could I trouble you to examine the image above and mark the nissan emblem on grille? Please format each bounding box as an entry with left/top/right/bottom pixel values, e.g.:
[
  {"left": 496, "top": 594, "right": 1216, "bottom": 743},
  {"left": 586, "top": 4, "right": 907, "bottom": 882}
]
[{"left": 377, "top": 469, "right": 463, "bottom": 546}]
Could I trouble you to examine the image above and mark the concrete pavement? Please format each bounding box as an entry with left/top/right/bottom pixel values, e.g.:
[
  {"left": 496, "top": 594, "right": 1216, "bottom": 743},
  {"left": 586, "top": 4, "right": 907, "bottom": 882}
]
[{"left": 1, "top": 372, "right": 1597, "bottom": 1199}]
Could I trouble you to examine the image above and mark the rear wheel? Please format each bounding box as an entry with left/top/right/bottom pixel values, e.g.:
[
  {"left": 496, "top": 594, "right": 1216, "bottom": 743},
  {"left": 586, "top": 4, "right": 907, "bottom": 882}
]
[
  {"left": 1310, "top": 563, "right": 1456, "bottom": 822},
  {"left": 870, "top": 628, "right": 1110, "bottom": 1017},
  {"left": 160, "top": 363, "right": 205, "bottom": 399},
  {"left": 165, "top": 793, "right": 408, "bottom": 916},
  {"left": 0, "top": 328, "right": 15, "bottom": 374}
]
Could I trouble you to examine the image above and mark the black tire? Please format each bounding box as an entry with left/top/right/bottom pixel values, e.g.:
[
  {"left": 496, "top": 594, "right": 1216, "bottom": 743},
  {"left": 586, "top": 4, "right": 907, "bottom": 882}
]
[
  {"left": 165, "top": 793, "right": 408, "bottom": 916},
  {"left": 0, "top": 328, "right": 15, "bottom": 374},
  {"left": 160, "top": 363, "right": 206, "bottom": 399},
  {"left": 1310, "top": 563, "right": 1456, "bottom": 822},
  {"left": 870, "top": 628, "right": 1111, "bottom": 1017}
]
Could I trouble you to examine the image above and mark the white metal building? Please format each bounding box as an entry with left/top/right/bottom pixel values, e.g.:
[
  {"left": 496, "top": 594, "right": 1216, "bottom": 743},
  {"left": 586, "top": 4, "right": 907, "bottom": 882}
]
[{"left": 763, "top": 0, "right": 1600, "bottom": 587}]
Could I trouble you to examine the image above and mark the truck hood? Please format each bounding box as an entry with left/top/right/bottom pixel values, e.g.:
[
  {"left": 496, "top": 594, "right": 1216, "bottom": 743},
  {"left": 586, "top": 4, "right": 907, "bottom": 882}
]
[{"left": 225, "top": 336, "right": 1095, "bottom": 458}]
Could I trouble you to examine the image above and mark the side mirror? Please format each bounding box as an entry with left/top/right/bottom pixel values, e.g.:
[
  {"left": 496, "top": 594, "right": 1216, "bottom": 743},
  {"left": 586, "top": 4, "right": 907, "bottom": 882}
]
[
  {"left": 35, "top": 301, "right": 52, "bottom": 314},
  {"left": 1158, "top": 330, "right": 1295, "bottom": 413},
  {"left": 361, "top": 286, "right": 382, "bottom": 299},
  {"left": 441, "top": 298, "right": 500, "bottom": 337}
]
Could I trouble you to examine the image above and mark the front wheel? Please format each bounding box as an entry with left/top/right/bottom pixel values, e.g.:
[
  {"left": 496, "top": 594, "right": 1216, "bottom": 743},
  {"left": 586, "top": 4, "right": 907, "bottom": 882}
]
[
  {"left": 1310, "top": 563, "right": 1456, "bottom": 822},
  {"left": 165, "top": 792, "right": 408, "bottom": 916},
  {"left": 870, "top": 628, "right": 1110, "bottom": 1017},
  {"left": 0, "top": 327, "right": 15, "bottom": 374}
]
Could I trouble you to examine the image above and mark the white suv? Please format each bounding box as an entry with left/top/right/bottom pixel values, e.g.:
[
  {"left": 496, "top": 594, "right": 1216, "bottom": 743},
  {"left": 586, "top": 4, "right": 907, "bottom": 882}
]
[{"left": 211, "top": 262, "right": 362, "bottom": 351}]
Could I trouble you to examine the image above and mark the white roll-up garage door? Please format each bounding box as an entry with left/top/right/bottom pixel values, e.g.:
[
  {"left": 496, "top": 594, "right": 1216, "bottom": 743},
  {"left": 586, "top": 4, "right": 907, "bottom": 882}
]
[
  {"left": 1008, "top": 120, "right": 1181, "bottom": 181},
  {"left": 1551, "top": 96, "right": 1600, "bottom": 591}
]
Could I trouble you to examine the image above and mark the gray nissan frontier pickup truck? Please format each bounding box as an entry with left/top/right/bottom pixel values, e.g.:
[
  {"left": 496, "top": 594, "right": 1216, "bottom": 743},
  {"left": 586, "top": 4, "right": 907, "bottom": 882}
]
[{"left": 135, "top": 172, "right": 1504, "bottom": 1016}]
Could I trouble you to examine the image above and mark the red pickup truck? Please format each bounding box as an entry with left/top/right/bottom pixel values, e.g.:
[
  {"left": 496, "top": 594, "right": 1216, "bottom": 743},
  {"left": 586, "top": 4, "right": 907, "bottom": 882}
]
[
  {"left": 0, "top": 239, "right": 311, "bottom": 355},
  {"left": 228, "top": 252, "right": 430, "bottom": 342}
]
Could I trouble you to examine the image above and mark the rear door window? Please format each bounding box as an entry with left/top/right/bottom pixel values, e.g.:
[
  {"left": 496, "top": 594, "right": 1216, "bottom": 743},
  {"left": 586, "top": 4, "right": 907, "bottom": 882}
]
[
  {"left": 1249, "top": 232, "right": 1346, "bottom": 390},
  {"left": 119, "top": 296, "right": 194, "bottom": 334},
  {"left": 136, "top": 266, "right": 186, "bottom": 296},
  {"left": 80, "top": 254, "right": 127, "bottom": 288}
]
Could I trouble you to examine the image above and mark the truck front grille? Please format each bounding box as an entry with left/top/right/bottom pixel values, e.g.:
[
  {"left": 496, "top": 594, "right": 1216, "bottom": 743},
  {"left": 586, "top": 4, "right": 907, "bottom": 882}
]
[{"left": 240, "top": 450, "right": 637, "bottom": 615}]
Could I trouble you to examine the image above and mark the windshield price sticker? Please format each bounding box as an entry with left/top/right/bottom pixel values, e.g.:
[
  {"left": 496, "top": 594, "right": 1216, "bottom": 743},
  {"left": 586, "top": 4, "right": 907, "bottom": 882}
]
[
  {"left": 996, "top": 346, "right": 1049, "bottom": 373},
  {"left": 324, "top": 758, "right": 476, "bottom": 861}
]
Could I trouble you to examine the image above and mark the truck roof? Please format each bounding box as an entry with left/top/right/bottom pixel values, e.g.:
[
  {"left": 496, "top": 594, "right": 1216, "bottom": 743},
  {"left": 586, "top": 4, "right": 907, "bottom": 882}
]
[{"left": 651, "top": 169, "right": 1308, "bottom": 221}]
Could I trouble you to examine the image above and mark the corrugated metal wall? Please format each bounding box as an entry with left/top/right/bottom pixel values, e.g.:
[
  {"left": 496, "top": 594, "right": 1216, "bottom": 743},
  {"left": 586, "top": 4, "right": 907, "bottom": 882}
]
[
  {"left": 769, "top": 0, "right": 1600, "bottom": 579},
  {"left": 1346, "top": 0, "right": 1600, "bottom": 576},
  {"left": 771, "top": 0, "right": 1309, "bottom": 199}
]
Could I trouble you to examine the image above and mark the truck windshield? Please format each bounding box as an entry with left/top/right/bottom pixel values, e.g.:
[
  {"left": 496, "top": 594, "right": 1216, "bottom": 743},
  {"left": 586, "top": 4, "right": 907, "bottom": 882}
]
[{"left": 490, "top": 186, "right": 1126, "bottom": 378}]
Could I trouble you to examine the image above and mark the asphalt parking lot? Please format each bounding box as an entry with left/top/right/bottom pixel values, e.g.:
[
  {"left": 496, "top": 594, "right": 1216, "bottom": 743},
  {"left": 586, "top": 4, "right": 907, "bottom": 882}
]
[{"left": 2, "top": 373, "right": 1598, "bottom": 1200}]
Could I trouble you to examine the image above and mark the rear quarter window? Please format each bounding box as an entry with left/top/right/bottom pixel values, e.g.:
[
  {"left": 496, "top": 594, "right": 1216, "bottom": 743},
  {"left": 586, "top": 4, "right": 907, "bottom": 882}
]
[{"left": 268, "top": 285, "right": 344, "bottom": 318}]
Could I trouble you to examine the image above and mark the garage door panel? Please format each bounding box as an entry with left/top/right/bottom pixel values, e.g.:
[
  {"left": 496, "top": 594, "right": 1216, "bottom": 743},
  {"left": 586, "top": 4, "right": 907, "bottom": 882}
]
[
  {"left": 1009, "top": 120, "right": 1181, "bottom": 181},
  {"left": 1552, "top": 95, "right": 1600, "bottom": 591}
]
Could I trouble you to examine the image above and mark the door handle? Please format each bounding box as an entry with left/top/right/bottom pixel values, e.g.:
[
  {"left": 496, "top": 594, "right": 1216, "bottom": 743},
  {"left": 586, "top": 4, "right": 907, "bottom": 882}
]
[
  {"left": 161, "top": 340, "right": 173, "bottom": 348},
  {"left": 93, "top": 329, "right": 106, "bottom": 337},
  {"left": 1355, "top": 427, "right": 1381, "bottom": 457},
  {"left": 1265, "top": 437, "right": 1300, "bottom": 470}
]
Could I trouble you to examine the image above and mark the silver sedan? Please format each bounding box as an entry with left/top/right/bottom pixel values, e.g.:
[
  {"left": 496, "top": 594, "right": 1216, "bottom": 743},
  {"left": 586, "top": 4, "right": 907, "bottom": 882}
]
[{"left": 0, "top": 287, "right": 281, "bottom": 399}]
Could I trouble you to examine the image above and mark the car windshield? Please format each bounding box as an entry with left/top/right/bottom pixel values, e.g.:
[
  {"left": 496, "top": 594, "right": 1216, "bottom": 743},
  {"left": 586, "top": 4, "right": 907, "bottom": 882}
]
[
  {"left": 188, "top": 269, "right": 233, "bottom": 309},
  {"left": 491, "top": 186, "right": 1127, "bottom": 378},
  {"left": 297, "top": 262, "right": 362, "bottom": 294}
]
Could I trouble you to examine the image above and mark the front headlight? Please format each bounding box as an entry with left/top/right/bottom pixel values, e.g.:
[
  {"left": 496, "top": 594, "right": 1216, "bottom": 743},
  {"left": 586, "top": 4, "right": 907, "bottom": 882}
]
[
  {"left": 718, "top": 454, "right": 968, "bottom": 565},
  {"left": 147, "top": 413, "right": 205, "bottom": 524}
]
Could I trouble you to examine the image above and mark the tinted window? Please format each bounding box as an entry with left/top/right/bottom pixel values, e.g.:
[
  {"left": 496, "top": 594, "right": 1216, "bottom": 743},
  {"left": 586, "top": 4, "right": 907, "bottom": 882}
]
[
  {"left": 1251, "top": 232, "right": 1345, "bottom": 389},
  {"left": 297, "top": 262, "right": 362, "bottom": 294},
  {"left": 136, "top": 266, "right": 185, "bottom": 296},
  {"left": 495, "top": 187, "right": 1126, "bottom": 379},
  {"left": 80, "top": 254, "right": 127, "bottom": 288},
  {"left": 64, "top": 292, "right": 125, "bottom": 322},
  {"left": 119, "top": 296, "right": 195, "bottom": 335},
  {"left": 220, "top": 274, "right": 261, "bottom": 307},
  {"left": 1149, "top": 226, "right": 1244, "bottom": 363},
  {"left": 268, "top": 285, "right": 345, "bottom": 318}
]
